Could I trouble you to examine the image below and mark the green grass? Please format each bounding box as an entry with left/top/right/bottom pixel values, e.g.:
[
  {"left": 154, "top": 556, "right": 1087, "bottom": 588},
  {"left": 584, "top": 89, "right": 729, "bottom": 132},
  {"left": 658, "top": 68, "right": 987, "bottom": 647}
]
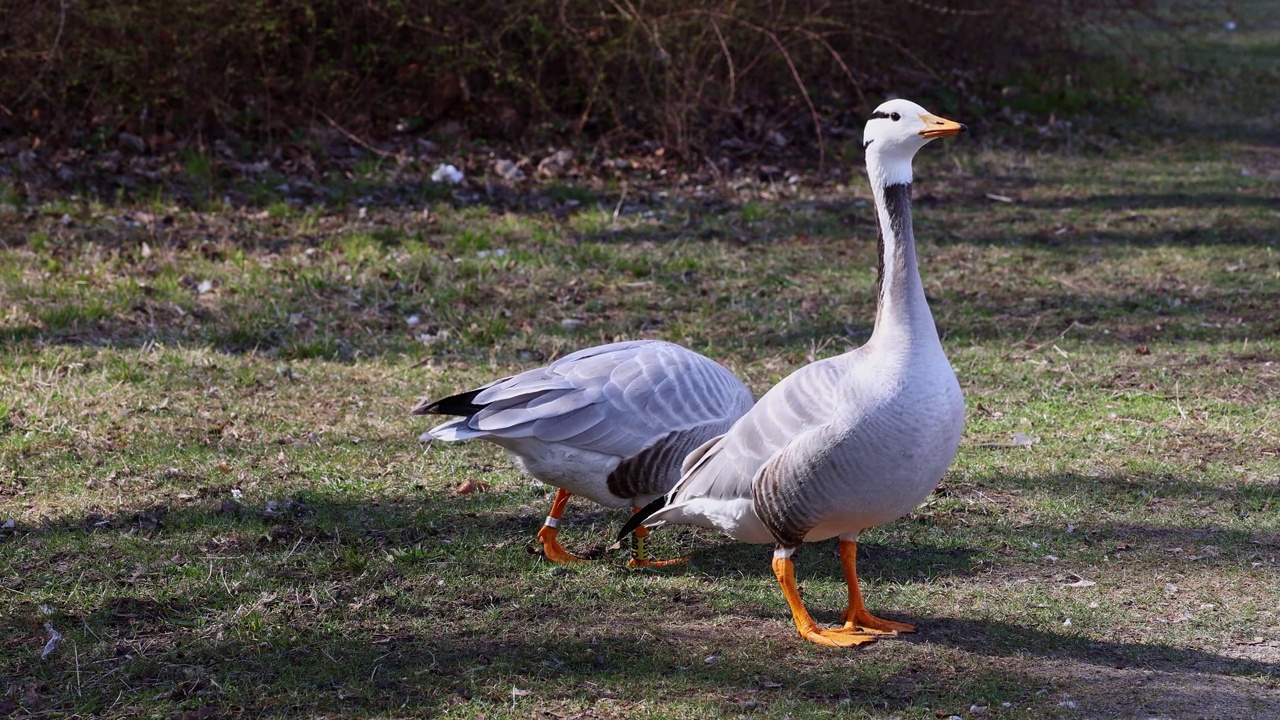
[{"left": 3, "top": 7, "right": 1280, "bottom": 719}]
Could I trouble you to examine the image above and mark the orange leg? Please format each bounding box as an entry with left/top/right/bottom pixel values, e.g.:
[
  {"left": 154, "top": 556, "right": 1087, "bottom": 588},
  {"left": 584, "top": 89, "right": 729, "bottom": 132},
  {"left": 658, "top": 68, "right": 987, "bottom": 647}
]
[
  {"left": 626, "top": 512, "right": 688, "bottom": 568},
  {"left": 534, "top": 488, "right": 587, "bottom": 563},
  {"left": 838, "top": 540, "right": 914, "bottom": 634},
  {"left": 771, "top": 554, "right": 877, "bottom": 647}
]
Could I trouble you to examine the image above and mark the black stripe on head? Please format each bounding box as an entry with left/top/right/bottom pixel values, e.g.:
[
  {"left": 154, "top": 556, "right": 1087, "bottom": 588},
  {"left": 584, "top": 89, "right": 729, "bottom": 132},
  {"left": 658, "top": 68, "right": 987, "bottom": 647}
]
[{"left": 870, "top": 110, "right": 892, "bottom": 120}]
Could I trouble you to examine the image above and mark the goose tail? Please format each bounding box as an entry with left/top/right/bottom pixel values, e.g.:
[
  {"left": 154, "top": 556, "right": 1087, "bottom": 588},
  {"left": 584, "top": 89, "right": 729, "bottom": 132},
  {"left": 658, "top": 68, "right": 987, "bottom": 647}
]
[
  {"left": 412, "top": 387, "right": 486, "bottom": 417},
  {"left": 617, "top": 494, "right": 668, "bottom": 540}
]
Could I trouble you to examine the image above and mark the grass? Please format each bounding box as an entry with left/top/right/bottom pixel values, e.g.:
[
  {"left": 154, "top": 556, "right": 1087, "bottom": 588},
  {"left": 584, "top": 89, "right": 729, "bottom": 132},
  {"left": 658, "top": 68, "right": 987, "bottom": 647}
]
[{"left": 3, "top": 7, "right": 1280, "bottom": 720}]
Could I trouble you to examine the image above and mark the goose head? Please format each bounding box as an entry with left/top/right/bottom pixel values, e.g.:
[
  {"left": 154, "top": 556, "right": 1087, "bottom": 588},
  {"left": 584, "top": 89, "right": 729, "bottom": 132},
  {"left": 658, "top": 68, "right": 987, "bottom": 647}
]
[{"left": 863, "top": 99, "right": 966, "bottom": 187}]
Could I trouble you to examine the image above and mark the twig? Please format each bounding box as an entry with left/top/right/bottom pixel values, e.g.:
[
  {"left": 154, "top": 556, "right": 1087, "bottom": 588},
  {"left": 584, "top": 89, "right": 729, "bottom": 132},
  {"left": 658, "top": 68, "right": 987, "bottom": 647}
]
[
  {"left": 757, "top": 16, "right": 866, "bottom": 110},
  {"left": 707, "top": 15, "right": 736, "bottom": 103},
  {"left": 1024, "top": 320, "right": 1084, "bottom": 354},
  {"left": 740, "top": 17, "right": 826, "bottom": 169},
  {"left": 693, "top": 11, "right": 827, "bottom": 169},
  {"left": 319, "top": 111, "right": 399, "bottom": 160},
  {"left": 612, "top": 184, "right": 628, "bottom": 223},
  {"left": 14, "top": 0, "right": 68, "bottom": 107},
  {"left": 702, "top": 153, "right": 724, "bottom": 184},
  {"left": 75, "top": 641, "right": 82, "bottom": 696},
  {"left": 903, "top": 0, "right": 992, "bottom": 16}
]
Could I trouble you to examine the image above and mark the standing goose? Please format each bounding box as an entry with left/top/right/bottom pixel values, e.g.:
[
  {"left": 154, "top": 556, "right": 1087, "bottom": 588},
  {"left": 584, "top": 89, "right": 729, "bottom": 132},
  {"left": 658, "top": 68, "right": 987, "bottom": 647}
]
[
  {"left": 619, "top": 99, "right": 967, "bottom": 646},
  {"left": 415, "top": 340, "right": 754, "bottom": 566}
]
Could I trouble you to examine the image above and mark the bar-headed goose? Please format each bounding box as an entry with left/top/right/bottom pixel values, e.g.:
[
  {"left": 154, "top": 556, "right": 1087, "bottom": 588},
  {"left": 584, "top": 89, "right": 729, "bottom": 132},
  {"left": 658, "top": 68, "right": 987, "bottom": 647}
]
[
  {"left": 415, "top": 340, "right": 753, "bottom": 565},
  {"left": 620, "top": 99, "right": 967, "bottom": 646}
]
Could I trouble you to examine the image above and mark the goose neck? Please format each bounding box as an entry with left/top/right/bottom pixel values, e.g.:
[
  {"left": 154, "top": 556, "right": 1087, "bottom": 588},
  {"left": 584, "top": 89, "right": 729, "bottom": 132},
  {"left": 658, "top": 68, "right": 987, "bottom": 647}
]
[{"left": 868, "top": 173, "right": 936, "bottom": 345}]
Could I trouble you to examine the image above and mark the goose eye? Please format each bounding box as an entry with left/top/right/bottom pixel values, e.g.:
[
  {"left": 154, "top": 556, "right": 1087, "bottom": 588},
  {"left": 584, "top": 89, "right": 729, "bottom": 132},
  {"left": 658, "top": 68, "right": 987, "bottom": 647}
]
[{"left": 890, "top": 112, "right": 901, "bottom": 121}]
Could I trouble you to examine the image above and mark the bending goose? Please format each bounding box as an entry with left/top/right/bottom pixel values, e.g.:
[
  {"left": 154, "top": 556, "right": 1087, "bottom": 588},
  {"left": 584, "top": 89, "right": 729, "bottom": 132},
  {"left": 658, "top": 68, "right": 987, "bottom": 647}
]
[
  {"left": 620, "top": 99, "right": 966, "bottom": 646},
  {"left": 415, "top": 340, "right": 753, "bottom": 565}
]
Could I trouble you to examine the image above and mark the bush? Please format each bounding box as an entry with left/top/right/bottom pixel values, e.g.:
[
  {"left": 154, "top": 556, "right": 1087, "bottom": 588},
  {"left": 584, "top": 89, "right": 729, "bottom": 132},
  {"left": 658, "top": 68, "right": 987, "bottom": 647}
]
[{"left": 0, "top": 0, "right": 1160, "bottom": 154}]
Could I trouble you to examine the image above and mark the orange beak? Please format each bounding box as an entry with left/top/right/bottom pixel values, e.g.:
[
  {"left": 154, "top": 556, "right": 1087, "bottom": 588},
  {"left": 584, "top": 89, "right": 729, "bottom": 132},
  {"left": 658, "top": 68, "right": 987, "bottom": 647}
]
[{"left": 918, "top": 114, "right": 967, "bottom": 139}]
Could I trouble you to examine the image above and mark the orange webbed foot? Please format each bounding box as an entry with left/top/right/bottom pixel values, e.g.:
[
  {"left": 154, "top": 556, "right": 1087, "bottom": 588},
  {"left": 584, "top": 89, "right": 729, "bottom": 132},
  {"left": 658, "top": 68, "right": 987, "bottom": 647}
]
[
  {"left": 837, "top": 539, "right": 914, "bottom": 635},
  {"left": 802, "top": 626, "right": 879, "bottom": 647},
  {"left": 536, "top": 525, "right": 588, "bottom": 564},
  {"left": 772, "top": 554, "right": 880, "bottom": 649},
  {"left": 840, "top": 608, "right": 915, "bottom": 635}
]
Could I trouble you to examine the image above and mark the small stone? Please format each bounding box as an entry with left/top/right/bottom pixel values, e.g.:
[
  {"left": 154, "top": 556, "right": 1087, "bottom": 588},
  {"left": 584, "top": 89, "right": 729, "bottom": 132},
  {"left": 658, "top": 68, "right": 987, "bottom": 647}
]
[
  {"left": 119, "top": 132, "right": 147, "bottom": 153},
  {"left": 494, "top": 158, "right": 525, "bottom": 181}
]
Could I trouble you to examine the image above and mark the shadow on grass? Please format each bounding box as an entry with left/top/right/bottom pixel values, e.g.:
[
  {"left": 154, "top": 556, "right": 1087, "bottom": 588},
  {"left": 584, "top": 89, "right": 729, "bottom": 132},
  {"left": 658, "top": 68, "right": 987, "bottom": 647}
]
[
  {"left": 971, "top": 469, "right": 1280, "bottom": 519},
  {"left": 7, "top": 462, "right": 1278, "bottom": 717},
  {"left": 1011, "top": 192, "right": 1280, "bottom": 214}
]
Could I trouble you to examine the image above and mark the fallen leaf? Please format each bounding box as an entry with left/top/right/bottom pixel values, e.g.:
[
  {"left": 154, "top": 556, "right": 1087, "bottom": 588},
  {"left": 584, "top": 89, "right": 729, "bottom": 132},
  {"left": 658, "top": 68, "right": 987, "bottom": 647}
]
[
  {"left": 1237, "top": 636, "right": 1265, "bottom": 645},
  {"left": 455, "top": 479, "right": 490, "bottom": 495},
  {"left": 20, "top": 685, "right": 43, "bottom": 709},
  {"left": 1064, "top": 579, "right": 1096, "bottom": 588},
  {"left": 984, "top": 192, "right": 1014, "bottom": 203}
]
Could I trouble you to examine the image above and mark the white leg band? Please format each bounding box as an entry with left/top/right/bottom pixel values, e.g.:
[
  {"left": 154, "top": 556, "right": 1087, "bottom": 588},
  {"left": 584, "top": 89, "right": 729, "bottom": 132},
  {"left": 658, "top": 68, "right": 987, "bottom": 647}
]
[{"left": 543, "top": 516, "right": 558, "bottom": 528}]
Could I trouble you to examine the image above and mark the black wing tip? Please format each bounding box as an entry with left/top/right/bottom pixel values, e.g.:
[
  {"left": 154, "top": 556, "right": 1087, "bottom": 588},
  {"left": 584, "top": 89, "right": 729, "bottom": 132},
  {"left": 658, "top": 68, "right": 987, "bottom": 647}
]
[
  {"left": 617, "top": 495, "right": 668, "bottom": 541},
  {"left": 411, "top": 388, "right": 486, "bottom": 417}
]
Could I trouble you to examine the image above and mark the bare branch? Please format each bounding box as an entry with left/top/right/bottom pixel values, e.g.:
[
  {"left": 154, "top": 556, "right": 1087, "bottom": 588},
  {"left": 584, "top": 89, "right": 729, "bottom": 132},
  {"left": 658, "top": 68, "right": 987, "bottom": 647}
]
[{"left": 14, "top": 0, "right": 68, "bottom": 107}]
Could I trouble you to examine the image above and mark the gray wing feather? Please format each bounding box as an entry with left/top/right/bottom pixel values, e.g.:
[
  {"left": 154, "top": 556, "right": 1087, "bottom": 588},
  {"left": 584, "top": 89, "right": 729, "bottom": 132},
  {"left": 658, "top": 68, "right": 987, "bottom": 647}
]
[
  {"left": 432, "top": 340, "right": 753, "bottom": 460},
  {"left": 666, "top": 355, "right": 849, "bottom": 503},
  {"left": 527, "top": 402, "right": 610, "bottom": 443}
]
